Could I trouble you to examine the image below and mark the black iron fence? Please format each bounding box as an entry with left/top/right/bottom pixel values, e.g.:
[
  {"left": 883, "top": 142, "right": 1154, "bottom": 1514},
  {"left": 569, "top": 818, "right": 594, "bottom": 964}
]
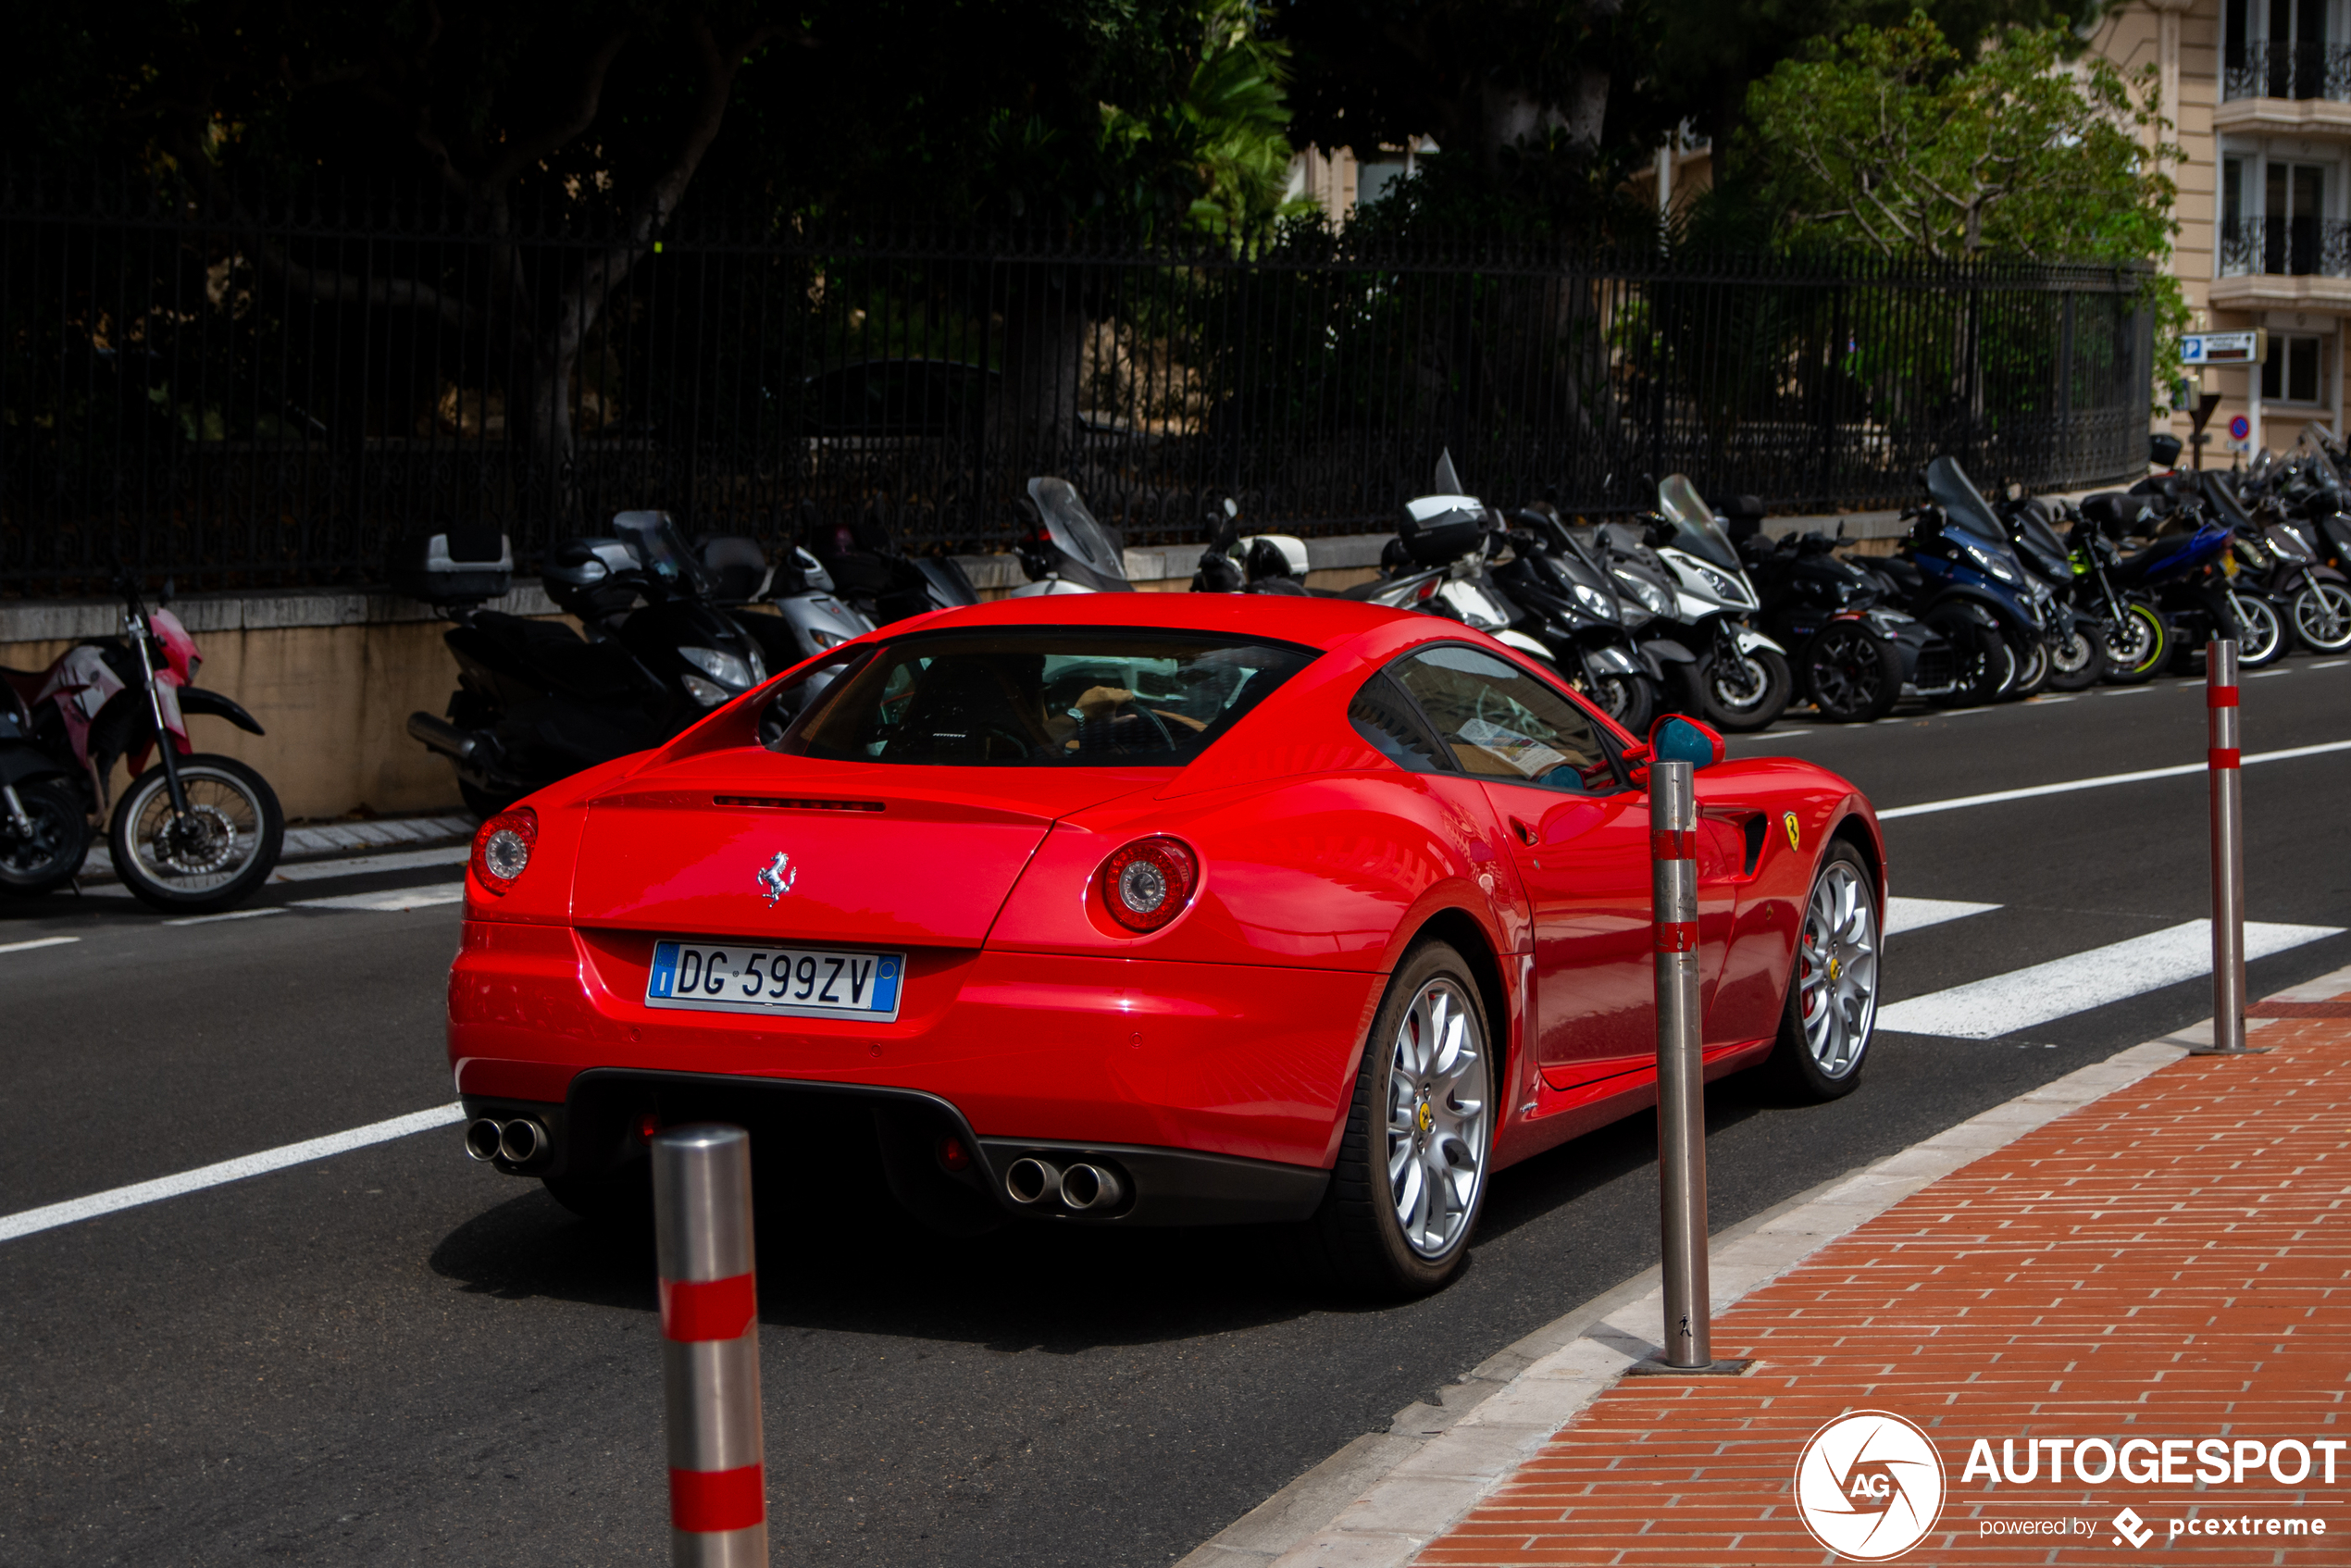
[{"left": 1, "top": 170, "right": 2152, "bottom": 596}]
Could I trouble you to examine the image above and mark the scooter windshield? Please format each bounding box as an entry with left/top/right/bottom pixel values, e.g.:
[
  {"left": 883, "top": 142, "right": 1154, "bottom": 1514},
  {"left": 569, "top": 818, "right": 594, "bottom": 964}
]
[
  {"left": 613, "top": 512, "right": 713, "bottom": 597},
  {"left": 1654, "top": 474, "right": 1742, "bottom": 572},
  {"left": 1029, "top": 478, "right": 1128, "bottom": 584},
  {"left": 1923, "top": 456, "right": 2011, "bottom": 543}
]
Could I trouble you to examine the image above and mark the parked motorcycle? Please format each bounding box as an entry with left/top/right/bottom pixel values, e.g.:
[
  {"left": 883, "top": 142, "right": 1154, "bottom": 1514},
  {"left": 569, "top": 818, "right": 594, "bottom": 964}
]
[
  {"left": 802, "top": 502, "right": 984, "bottom": 627},
  {"left": 400, "top": 513, "right": 771, "bottom": 815},
  {"left": 1, "top": 571, "right": 282, "bottom": 911},
  {"left": 2223, "top": 438, "right": 2351, "bottom": 653},
  {"left": 1009, "top": 478, "right": 1136, "bottom": 594},
  {"left": 1612, "top": 475, "right": 1791, "bottom": 731},
  {"left": 1738, "top": 529, "right": 1936, "bottom": 724},
  {"left": 694, "top": 529, "right": 877, "bottom": 674},
  {"left": 1487, "top": 504, "right": 1666, "bottom": 732},
  {"left": 1993, "top": 493, "right": 2108, "bottom": 691}
]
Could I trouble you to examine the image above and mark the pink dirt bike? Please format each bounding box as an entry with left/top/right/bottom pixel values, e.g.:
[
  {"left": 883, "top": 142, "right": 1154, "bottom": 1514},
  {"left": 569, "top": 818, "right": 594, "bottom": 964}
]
[{"left": 0, "top": 575, "right": 282, "bottom": 913}]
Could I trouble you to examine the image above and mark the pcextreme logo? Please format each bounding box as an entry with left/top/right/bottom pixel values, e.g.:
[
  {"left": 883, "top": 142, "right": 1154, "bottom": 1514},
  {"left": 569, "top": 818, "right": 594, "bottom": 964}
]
[{"left": 1795, "top": 1411, "right": 1947, "bottom": 1561}]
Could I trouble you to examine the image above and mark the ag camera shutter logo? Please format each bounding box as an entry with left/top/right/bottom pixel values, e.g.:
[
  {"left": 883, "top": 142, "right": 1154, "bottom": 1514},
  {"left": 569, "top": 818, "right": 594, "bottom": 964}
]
[{"left": 1795, "top": 1411, "right": 1947, "bottom": 1560}]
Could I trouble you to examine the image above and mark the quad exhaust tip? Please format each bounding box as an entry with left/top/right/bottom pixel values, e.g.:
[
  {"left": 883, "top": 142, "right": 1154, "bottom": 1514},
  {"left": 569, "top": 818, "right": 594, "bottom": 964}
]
[
  {"left": 1003, "top": 1155, "right": 1126, "bottom": 1213},
  {"left": 463, "top": 1116, "right": 551, "bottom": 1166}
]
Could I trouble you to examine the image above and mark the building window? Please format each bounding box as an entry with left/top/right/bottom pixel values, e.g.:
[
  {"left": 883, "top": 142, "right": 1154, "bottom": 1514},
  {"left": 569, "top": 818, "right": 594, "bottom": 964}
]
[{"left": 2262, "top": 332, "right": 2326, "bottom": 404}]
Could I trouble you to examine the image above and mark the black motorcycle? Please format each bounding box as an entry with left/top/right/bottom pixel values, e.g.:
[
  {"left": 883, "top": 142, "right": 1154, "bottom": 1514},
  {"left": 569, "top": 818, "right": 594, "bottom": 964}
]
[
  {"left": 400, "top": 513, "right": 772, "bottom": 815},
  {"left": 1739, "top": 530, "right": 1935, "bottom": 724}
]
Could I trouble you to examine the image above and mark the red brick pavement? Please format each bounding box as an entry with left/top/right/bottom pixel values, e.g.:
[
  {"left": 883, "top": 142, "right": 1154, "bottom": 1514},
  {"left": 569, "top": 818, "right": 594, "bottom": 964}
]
[{"left": 1415, "top": 1015, "right": 2351, "bottom": 1565}]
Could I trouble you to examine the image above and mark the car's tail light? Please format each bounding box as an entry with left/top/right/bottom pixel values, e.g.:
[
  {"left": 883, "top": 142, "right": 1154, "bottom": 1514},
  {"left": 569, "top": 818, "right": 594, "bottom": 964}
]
[
  {"left": 471, "top": 807, "right": 538, "bottom": 895},
  {"left": 1099, "top": 836, "right": 1198, "bottom": 932}
]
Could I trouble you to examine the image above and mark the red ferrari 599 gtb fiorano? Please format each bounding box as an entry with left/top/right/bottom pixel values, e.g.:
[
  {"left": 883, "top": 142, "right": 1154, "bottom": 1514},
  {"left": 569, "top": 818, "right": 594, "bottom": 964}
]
[{"left": 451, "top": 592, "right": 1883, "bottom": 1295}]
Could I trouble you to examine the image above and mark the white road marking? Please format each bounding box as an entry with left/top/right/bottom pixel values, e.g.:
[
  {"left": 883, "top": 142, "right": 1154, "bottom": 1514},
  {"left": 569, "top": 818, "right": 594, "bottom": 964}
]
[
  {"left": 2100, "top": 686, "right": 2155, "bottom": 695},
  {"left": 2251, "top": 668, "right": 2295, "bottom": 678},
  {"left": 0, "top": 1102, "right": 466, "bottom": 1244},
  {"left": 268, "top": 844, "right": 471, "bottom": 882},
  {"left": 0, "top": 935, "right": 79, "bottom": 954},
  {"left": 1876, "top": 740, "right": 2351, "bottom": 820},
  {"left": 1875, "top": 919, "right": 2342, "bottom": 1039},
  {"left": 2313, "top": 659, "right": 2348, "bottom": 668},
  {"left": 163, "top": 907, "right": 290, "bottom": 927},
  {"left": 293, "top": 883, "right": 465, "bottom": 912},
  {"left": 1884, "top": 898, "right": 2000, "bottom": 936}
]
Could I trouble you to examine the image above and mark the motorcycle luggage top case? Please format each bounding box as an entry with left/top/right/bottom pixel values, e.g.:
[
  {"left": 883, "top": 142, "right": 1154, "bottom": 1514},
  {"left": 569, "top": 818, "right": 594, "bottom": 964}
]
[
  {"left": 391, "top": 529, "right": 514, "bottom": 606},
  {"left": 1397, "top": 495, "right": 1486, "bottom": 566}
]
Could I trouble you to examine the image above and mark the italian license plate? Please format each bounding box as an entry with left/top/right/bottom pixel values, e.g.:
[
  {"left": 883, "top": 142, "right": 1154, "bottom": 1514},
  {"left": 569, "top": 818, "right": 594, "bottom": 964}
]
[{"left": 645, "top": 940, "right": 903, "bottom": 1023}]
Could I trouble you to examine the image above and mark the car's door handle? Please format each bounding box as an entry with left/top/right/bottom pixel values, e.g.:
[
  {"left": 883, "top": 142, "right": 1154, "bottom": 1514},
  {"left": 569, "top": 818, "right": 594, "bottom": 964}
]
[{"left": 1509, "top": 815, "right": 1537, "bottom": 846}]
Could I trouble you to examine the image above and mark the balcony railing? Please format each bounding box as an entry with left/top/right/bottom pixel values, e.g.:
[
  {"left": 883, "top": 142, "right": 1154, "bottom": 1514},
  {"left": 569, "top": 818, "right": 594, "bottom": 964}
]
[
  {"left": 2219, "top": 216, "right": 2351, "bottom": 277},
  {"left": 2223, "top": 41, "right": 2351, "bottom": 101}
]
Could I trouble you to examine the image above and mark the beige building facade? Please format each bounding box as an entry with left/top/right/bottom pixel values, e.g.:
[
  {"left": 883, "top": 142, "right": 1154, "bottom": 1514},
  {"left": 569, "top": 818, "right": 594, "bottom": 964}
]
[{"left": 2095, "top": 0, "right": 2351, "bottom": 459}]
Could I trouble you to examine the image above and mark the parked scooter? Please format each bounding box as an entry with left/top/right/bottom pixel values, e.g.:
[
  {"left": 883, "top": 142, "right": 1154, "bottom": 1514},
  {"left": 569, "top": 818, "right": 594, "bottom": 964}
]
[
  {"left": 694, "top": 529, "right": 877, "bottom": 675},
  {"left": 1009, "top": 478, "right": 1136, "bottom": 594},
  {"left": 1739, "top": 529, "right": 1937, "bottom": 724},
  {"left": 400, "top": 513, "right": 772, "bottom": 815},
  {"left": 1487, "top": 504, "right": 1666, "bottom": 732},
  {"left": 1611, "top": 475, "right": 1791, "bottom": 732},
  {"left": 1994, "top": 492, "right": 2108, "bottom": 691},
  {"left": 802, "top": 502, "right": 984, "bottom": 628},
  {"left": 1, "top": 570, "right": 282, "bottom": 910},
  {"left": 1846, "top": 458, "right": 2042, "bottom": 704}
]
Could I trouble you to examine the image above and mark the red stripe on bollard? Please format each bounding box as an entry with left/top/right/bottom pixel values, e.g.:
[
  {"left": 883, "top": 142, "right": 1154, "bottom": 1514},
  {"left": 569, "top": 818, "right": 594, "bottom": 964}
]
[
  {"left": 659, "top": 1274, "right": 757, "bottom": 1342},
  {"left": 668, "top": 1464, "right": 766, "bottom": 1532},
  {"left": 1654, "top": 920, "right": 1698, "bottom": 953},
  {"left": 2208, "top": 683, "right": 2240, "bottom": 708},
  {"left": 1649, "top": 829, "right": 1696, "bottom": 862},
  {"left": 2209, "top": 747, "right": 2241, "bottom": 769}
]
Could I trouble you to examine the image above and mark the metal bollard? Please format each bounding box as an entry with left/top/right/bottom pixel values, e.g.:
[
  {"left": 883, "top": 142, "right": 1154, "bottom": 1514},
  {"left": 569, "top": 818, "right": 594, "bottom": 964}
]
[
  {"left": 1648, "top": 760, "right": 1712, "bottom": 1370},
  {"left": 653, "top": 1125, "right": 768, "bottom": 1567},
  {"left": 2196, "top": 641, "right": 2266, "bottom": 1057}
]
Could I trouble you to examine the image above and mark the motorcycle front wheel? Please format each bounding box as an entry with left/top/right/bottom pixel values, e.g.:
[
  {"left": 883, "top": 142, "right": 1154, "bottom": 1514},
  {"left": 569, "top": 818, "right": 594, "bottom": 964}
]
[
  {"left": 2290, "top": 581, "right": 2351, "bottom": 653},
  {"left": 0, "top": 776, "right": 91, "bottom": 896},
  {"left": 2231, "top": 592, "right": 2287, "bottom": 667},
  {"left": 2098, "top": 602, "right": 2169, "bottom": 684},
  {"left": 1996, "top": 633, "right": 2051, "bottom": 701},
  {"left": 1690, "top": 645, "right": 1791, "bottom": 732},
  {"left": 107, "top": 753, "right": 285, "bottom": 914},
  {"left": 1581, "top": 669, "right": 1656, "bottom": 736},
  {"left": 2046, "top": 624, "right": 2104, "bottom": 691}
]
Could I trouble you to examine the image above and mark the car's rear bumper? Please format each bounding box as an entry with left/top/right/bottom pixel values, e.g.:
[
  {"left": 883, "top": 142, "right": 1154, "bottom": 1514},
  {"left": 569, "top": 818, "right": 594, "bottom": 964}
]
[
  {"left": 449, "top": 917, "right": 1385, "bottom": 1176},
  {"left": 463, "top": 1072, "right": 1332, "bottom": 1226}
]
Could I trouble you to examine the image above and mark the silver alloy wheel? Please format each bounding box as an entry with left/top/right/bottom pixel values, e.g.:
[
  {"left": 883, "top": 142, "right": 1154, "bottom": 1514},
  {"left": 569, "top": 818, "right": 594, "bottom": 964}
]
[
  {"left": 1711, "top": 652, "right": 1769, "bottom": 712},
  {"left": 2232, "top": 592, "right": 2283, "bottom": 662},
  {"left": 1797, "top": 862, "right": 1877, "bottom": 1078},
  {"left": 2050, "top": 627, "right": 2096, "bottom": 677},
  {"left": 1385, "top": 977, "right": 1487, "bottom": 1260},
  {"left": 2293, "top": 582, "right": 2351, "bottom": 653}
]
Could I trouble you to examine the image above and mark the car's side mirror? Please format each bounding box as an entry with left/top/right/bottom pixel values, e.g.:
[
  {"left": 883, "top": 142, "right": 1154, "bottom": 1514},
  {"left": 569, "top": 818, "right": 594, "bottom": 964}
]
[{"left": 1646, "top": 714, "right": 1725, "bottom": 770}]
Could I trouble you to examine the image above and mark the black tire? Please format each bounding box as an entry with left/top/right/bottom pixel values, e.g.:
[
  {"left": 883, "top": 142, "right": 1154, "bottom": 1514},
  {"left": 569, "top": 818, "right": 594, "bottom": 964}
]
[
  {"left": 1759, "top": 842, "right": 1879, "bottom": 1101},
  {"left": 2045, "top": 623, "right": 2104, "bottom": 691},
  {"left": 1803, "top": 624, "right": 1903, "bottom": 724},
  {"left": 2290, "top": 582, "right": 2351, "bottom": 653},
  {"left": 0, "top": 776, "right": 91, "bottom": 896},
  {"left": 1584, "top": 669, "right": 1656, "bottom": 736},
  {"left": 1690, "top": 644, "right": 1791, "bottom": 732},
  {"left": 106, "top": 753, "right": 284, "bottom": 914},
  {"left": 2098, "top": 601, "right": 2169, "bottom": 684},
  {"left": 1996, "top": 632, "right": 2050, "bottom": 701},
  {"left": 1300, "top": 941, "right": 1494, "bottom": 1298},
  {"left": 2233, "top": 591, "right": 2288, "bottom": 667},
  {"left": 1921, "top": 607, "right": 2004, "bottom": 707}
]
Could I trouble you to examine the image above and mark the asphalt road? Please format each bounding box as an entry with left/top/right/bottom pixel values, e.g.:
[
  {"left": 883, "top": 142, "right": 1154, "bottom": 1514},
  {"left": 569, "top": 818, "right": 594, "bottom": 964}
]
[{"left": 5, "top": 659, "right": 2349, "bottom": 1566}]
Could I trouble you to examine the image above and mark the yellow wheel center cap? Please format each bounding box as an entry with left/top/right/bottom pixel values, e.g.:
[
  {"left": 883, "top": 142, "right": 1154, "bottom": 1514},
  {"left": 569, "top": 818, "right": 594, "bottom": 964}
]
[
  {"left": 1829, "top": 956, "right": 1842, "bottom": 982},
  {"left": 1416, "top": 1101, "right": 1433, "bottom": 1135}
]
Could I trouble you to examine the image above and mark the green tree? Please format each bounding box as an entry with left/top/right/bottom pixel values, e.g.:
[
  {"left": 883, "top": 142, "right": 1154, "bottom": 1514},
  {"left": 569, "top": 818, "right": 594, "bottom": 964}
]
[{"left": 1743, "top": 13, "right": 2175, "bottom": 264}]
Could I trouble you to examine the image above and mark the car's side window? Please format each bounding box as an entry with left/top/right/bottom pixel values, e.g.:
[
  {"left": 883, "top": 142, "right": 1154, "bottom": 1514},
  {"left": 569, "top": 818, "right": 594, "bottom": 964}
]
[
  {"left": 1389, "top": 645, "right": 1621, "bottom": 793},
  {"left": 1349, "top": 673, "right": 1455, "bottom": 773}
]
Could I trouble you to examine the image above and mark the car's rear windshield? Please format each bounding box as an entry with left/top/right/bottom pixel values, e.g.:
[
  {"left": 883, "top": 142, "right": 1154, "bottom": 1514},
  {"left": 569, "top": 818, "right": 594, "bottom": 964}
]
[{"left": 773, "top": 628, "right": 1316, "bottom": 766}]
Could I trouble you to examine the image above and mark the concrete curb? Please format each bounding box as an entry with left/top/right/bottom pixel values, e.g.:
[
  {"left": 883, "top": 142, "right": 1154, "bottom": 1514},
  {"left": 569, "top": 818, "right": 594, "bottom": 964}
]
[{"left": 1176, "top": 1007, "right": 2301, "bottom": 1568}]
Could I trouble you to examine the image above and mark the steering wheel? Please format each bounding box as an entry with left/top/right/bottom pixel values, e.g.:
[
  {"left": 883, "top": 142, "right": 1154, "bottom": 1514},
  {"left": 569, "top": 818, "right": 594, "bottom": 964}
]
[
  {"left": 978, "top": 725, "right": 1038, "bottom": 761},
  {"left": 1108, "top": 694, "right": 1178, "bottom": 752}
]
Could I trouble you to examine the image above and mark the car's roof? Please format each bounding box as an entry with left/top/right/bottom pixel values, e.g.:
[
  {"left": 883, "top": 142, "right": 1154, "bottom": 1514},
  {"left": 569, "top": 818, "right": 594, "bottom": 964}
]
[{"left": 891, "top": 590, "right": 1419, "bottom": 650}]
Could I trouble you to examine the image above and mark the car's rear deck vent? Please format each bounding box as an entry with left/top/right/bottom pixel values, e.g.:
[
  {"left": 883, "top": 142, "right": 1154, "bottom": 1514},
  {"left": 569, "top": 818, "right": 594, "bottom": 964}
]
[{"left": 714, "top": 795, "right": 887, "bottom": 813}]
